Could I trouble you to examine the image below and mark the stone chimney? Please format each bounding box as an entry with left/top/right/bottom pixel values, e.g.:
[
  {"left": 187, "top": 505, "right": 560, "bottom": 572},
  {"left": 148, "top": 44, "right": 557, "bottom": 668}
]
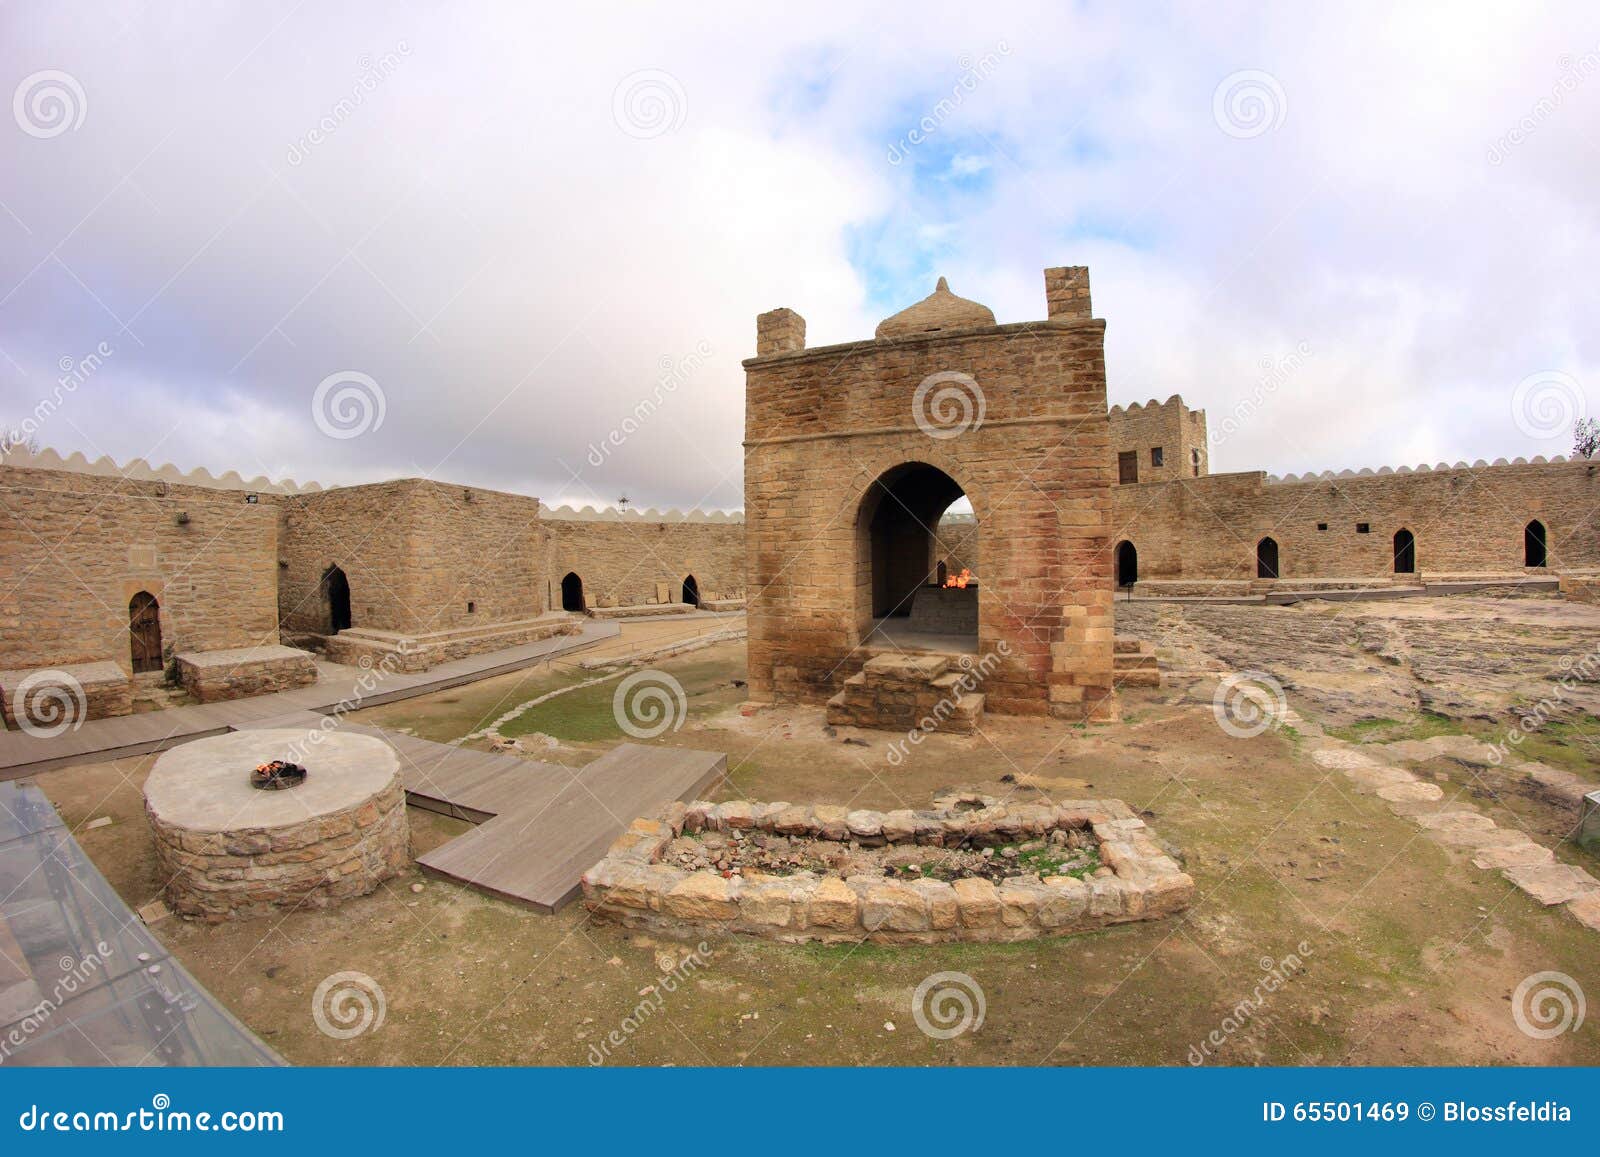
[
  {"left": 756, "top": 308, "right": 806, "bottom": 356},
  {"left": 1044, "top": 266, "right": 1092, "bottom": 321}
]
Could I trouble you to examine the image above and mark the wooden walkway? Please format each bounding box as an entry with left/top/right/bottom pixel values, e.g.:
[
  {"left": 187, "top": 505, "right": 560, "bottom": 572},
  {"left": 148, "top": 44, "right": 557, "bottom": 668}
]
[
  {"left": 413, "top": 743, "right": 725, "bottom": 911},
  {"left": 230, "top": 709, "right": 725, "bottom": 911},
  {"left": 0, "top": 621, "right": 620, "bottom": 779},
  {"left": 2, "top": 619, "right": 730, "bottom": 913}
]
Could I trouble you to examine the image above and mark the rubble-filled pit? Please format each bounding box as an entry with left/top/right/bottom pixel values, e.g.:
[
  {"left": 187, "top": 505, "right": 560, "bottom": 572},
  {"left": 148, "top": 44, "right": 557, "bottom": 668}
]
[{"left": 582, "top": 793, "right": 1194, "bottom": 944}]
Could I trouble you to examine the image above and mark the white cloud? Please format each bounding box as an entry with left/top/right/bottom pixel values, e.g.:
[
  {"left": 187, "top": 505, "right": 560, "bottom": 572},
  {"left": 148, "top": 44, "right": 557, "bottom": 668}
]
[{"left": 1, "top": 1, "right": 1597, "bottom": 504}]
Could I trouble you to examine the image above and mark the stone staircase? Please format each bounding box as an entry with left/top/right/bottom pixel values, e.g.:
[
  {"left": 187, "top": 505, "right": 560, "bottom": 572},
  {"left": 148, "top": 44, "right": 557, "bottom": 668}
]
[
  {"left": 825, "top": 652, "right": 985, "bottom": 734},
  {"left": 1112, "top": 636, "right": 1161, "bottom": 688}
]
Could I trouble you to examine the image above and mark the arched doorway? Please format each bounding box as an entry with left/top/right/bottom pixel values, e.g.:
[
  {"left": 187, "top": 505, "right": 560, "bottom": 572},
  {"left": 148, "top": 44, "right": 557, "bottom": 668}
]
[
  {"left": 560, "top": 572, "right": 585, "bottom": 612},
  {"left": 322, "top": 564, "right": 352, "bottom": 633},
  {"left": 1256, "top": 537, "right": 1279, "bottom": 579},
  {"left": 1115, "top": 540, "right": 1138, "bottom": 587},
  {"left": 1524, "top": 520, "right": 1547, "bottom": 567},
  {"left": 1393, "top": 528, "right": 1416, "bottom": 574},
  {"left": 681, "top": 575, "right": 700, "bottom": 607},
  {"left": 128, "top": 591, "right": 162, "bottom": 674},
  {"left": 857, "top": 462, "right": 973, "bottom": 641}
]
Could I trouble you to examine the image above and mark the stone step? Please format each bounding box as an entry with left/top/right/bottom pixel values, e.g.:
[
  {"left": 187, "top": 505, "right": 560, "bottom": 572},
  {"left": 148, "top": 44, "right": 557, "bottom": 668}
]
[{"left": 861, "top": 652, "right": 953, "bottom": 683}]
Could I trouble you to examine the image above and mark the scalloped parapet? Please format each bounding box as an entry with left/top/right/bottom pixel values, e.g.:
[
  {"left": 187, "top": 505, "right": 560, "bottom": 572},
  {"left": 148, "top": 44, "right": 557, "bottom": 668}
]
[
  {"left": 1107, "top": 393, "right": 1188, "bottom": 418},
  {"left": 1266, "top": 455, "right": 1569, "bottom": 484},
  {"left": 0, "top": 444, "right": 325, "bottom": 494},
  {"left": 539, "top": 504, "right": 744, "bottom": 524}
]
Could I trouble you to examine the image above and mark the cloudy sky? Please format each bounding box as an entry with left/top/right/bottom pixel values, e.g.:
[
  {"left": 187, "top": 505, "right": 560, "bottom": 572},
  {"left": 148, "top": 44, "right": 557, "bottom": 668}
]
[{"left": 1, "top": 2, "right": 1597, "bottom": 510}]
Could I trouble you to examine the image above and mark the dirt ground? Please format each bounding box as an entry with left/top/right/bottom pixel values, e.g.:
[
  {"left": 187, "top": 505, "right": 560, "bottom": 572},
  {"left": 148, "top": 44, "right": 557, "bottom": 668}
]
[{"left": 32, "top": 600, "right": 1600, "bottom": 1066}]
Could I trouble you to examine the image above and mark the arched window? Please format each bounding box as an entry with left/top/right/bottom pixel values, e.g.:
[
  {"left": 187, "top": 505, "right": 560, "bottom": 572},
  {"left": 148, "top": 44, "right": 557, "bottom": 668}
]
[
  {"left": 1115, "top": 540, "right": 1138, "bottom": 587},
  {"left": 1524, "top": 520, "right": 1547, "bottom": 568},
  {"left": 1393, "top": 528, "right": 1416, "bottom": 574},
  {"left": 560, "top": 572, "right": 585, "bottom": 612},
  {"left": 1256, "top": 537, "right": 1279, "bottom": 579},
  {"left": 128, "top": 591, "right": 162, "bottom": 673}
]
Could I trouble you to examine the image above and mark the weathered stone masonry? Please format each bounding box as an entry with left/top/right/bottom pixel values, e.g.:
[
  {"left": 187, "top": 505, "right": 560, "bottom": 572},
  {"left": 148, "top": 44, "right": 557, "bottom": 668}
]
[{"left": 744, "top": 268, "right": 1118, "bottom": 720}]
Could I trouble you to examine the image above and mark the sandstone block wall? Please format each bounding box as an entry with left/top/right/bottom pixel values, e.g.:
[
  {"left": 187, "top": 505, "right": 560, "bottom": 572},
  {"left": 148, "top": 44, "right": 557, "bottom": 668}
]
[
  {"left": 934, "top": 516, "right": 979, "bottom": 577},
  {"left": 744, "top": 274, "right": 1116, "bottom": 719},
  {"left": 1110, "top": 460, "right": 1600, "bottom": 582},
  {"left": 0, "top": 465, "right": 280, "bottom": 673},
  {"left": 541, "top": 518, "right": 745, "bottom": 609},
  {"left": 1108, "top": 395, "right": 1208, "bottom": 484},
  {"left": 278, "top": 480, "right": 547, "bottom": 635}
]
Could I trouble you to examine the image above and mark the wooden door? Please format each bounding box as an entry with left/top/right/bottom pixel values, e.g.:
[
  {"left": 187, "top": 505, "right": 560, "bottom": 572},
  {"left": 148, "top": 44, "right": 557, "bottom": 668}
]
[{"left": 129, "top": 591, "right": 162, "bottom": 673}]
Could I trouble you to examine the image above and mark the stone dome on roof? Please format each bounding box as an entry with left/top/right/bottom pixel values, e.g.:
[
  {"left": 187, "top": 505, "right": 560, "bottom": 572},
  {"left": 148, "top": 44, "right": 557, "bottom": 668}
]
[{"left": 875, "top": 276, "right": 996, "bottom": 340}]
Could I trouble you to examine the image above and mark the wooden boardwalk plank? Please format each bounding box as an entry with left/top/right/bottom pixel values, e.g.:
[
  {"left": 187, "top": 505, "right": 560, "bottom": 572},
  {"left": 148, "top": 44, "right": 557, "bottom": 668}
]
[
  {"left": 417, "top": 743, "right": 726, "bottom": 912},
  {"left": 0, "top": 622, "right": 618, "bottom": 779}
]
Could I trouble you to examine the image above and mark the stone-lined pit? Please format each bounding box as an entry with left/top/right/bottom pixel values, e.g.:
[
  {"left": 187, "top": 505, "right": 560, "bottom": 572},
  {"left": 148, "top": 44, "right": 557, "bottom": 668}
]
[
  {"left": 143, "top": 729, "right": 410, "bottom": 923},
  {"left": 582, "top": 793, "right": 1193, "bottom": 944}
]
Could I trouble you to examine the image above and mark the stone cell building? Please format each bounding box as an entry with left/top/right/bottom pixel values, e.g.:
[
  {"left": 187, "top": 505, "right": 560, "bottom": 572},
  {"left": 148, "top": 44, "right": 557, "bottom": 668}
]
[
  {"left": 744, "top": 268, "right": 1117, "bottom": 721},
  {"left": 1108, "top": 396, "right": 1208, "bottom": 484},
  {"left": 0, "top": 465, "right": 281, "bottom": 673},
  {"left": 0, "top": 448, "right": 746, "bottom": 719},
  {"left": 1106, "top": 406, "right": 1597, "bottom": 592}
]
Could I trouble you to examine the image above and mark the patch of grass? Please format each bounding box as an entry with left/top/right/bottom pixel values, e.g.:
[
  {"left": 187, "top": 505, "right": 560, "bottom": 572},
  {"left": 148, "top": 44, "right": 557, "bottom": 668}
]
[
  {"left": 497, "top": 655, "right": 743, "bottom": 743},
  {"left": 1327, "top": 710, "right": 1460, "bottom": 745},
  {"left": 1498, "top": 717, "right": 1600, "bottom": 776}
]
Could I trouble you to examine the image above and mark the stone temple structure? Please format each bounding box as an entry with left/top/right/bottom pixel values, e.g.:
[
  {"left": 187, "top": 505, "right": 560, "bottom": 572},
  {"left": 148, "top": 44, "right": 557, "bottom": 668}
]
[{"left": 743, "top": 267, "right": 1118, "bottom": 725}]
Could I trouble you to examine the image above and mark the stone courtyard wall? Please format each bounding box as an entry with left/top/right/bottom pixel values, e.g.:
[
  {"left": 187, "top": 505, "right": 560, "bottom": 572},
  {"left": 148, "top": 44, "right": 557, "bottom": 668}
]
[
  {"left": 540, "top": 512, "right": 745, "bottom": 609},
  {"left": 0, "top": 464, "right": 279, "bottom": 672},
  {"left": 1110, "top": 458, "right": 1598, "bottom": 582},
  {"left": 278, "top": 480, "right": 547, "bottom": 635}
]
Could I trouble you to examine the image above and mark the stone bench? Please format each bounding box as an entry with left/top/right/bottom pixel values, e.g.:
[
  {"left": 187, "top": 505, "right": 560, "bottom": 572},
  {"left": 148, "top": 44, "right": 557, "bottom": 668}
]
[
  {"left": 174, "top": 645, "right": 317, "bottom": 703},
  {"left": 323, "top": 613, "right": 580, "bottom": 672},
  {"left": 0, "top": 661, "right": 132, "bottom": 730}
]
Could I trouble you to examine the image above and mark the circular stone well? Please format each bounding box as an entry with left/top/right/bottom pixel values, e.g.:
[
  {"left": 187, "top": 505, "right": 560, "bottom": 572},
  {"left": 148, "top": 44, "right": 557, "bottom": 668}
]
[{"left": 144, "top": 729, "right": 410, "bottom": 922}]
